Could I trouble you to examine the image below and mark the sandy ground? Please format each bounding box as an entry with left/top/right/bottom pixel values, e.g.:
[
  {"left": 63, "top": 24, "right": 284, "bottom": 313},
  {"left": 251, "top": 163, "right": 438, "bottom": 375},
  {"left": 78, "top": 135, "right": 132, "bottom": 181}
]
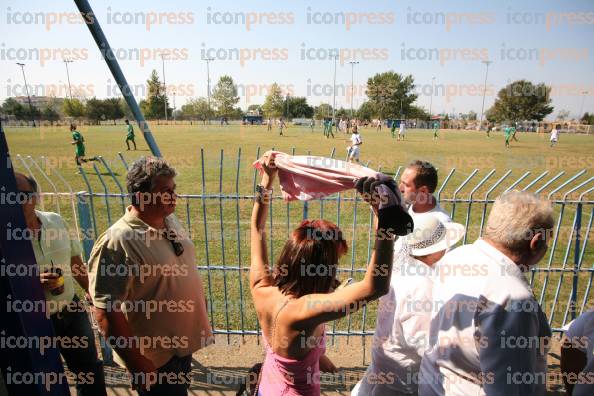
[{"left": 68, "top": 334, "right": 566, "bottom": 395}]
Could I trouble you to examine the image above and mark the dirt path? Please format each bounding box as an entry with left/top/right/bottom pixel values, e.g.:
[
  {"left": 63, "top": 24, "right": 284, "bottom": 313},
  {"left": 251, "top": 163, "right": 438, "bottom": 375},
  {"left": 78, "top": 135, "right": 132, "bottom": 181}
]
[{"left": 75, "top": 334, "right": 566, "bottom": 395}]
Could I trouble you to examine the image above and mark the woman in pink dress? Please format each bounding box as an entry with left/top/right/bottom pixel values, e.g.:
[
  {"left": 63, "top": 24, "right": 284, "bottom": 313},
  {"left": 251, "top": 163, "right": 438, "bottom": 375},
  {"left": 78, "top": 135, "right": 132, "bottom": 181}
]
[{"left": 250, "top": 151, "right": 411, "bottom": 395}]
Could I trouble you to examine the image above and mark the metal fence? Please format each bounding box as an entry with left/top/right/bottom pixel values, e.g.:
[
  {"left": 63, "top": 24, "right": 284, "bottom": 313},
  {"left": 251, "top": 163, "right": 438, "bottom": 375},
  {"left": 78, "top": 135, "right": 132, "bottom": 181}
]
[{"left": 13, "top": 150, "right": 594, "bottom": 346}]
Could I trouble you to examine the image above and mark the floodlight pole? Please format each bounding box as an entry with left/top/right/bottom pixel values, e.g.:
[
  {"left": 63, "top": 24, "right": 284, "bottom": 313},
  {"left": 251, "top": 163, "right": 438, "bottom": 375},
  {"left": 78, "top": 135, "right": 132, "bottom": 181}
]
[
  {"left": 349, "top": 61, "right": 359, "bottom": 118},
  {"left": 73, "top": 0, "right": 161, "bottom": 157},
  {"left": 479, "top": 60, "right": 492, "bottom": 130},
  {"left": 161, "top": 54, "right": 168, "bottom": 122},
  {"left": 16, "top": 63, "right": 36, "bottom": 127},
  {"left": 63, "top": 59, "right": 74, "bottom": 100},
  {"left": 203, "top": 57, "right": 214, "bottom": 124},
  {"left": 332, "top": 54, "right": 337, "bottom": 129},
  {"left": 579, "top": 91, "right": 588, "bottom": 120}
]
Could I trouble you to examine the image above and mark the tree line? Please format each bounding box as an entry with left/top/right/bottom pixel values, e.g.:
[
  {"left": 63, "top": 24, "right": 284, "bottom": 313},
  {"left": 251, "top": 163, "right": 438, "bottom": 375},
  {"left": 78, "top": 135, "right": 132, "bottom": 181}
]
[{"left": 2, "top": 68, "right": 589, "bottom": 125}]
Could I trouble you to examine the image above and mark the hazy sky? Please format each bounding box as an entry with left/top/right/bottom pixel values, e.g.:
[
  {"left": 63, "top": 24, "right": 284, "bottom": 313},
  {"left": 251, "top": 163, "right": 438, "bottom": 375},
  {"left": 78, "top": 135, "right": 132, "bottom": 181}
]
[{"left": 1, "top": 0, "right": 593, "bottom": 118}]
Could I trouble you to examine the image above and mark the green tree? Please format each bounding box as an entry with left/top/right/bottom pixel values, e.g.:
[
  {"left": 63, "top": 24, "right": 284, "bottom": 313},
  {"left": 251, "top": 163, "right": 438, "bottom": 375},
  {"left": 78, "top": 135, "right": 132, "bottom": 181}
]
[
  {"left": 262, "top": 83, "right": 285, "bottom": 118},
  {"left": 356, "top": 101, "right": 375, "bottom": 120},
  {"left": 314, "top": 103, "right": 333, "bottom": 119},
  {"left": 247, "top": 104, "right": 263, "bottom": 115},
  {"left": 181, "top": 97, "right": 212, "bottom": 121},
  {"left": 139, "top": 70, "right": 171, "bottom": 119},
  {"left": 62, "top": 98, "right": 86, "bottom": 119},
  {"left": 41, "top": 105, "right": 60, "bottom": 125},
  {"left": 85, "top": 97, "right": 108, "bottom": 124},
  {"left": 486, "top": 80, "right": 553, "bottom": 122},
  {"left": 366, "top": 71, "right": 417, "bottom": 119},
  {"left": 104, "top": 98, "right": 124, "bottom": 124},
  {"left": 1, "top": 98, "right": 25, "bottom": 119},
  {"left": 286, "top": 97, "right": 313, "bottom": 118},
  {"left": 119, "top": 98, "right": 134, "bottom": 119},
  {"left": 408, "top": 105, "right": 430, "bottom": 120},
  {"left": 581, "top": 112, "right": 594, "bottom": 125},
  {"left": 211, "top": 75, "right": 239, "bottom": 118}
]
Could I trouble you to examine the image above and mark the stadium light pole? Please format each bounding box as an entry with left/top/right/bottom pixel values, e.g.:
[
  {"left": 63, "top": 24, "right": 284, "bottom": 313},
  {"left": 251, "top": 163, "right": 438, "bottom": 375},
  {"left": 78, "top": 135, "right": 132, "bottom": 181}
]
[
  {"left": 429, "top": 76, "right": 435, "bottom": 118},
  {"left": 349, "top": 61, "right": 359, "bottom": 118},
  {"left": 63, "top": 59, "right": 74, "bottom": 100},
  {"left": 332, "top": 54, "right": 337, "bottom": 129},
  {"left": 16, "top": 63, "right": 36, "bottom": 127},
  {"left": 160, "top": 53, "right": 168, "bottom": 122},
  {"left": 479, "top": 60, "right": 492, "bottom": 130},
  {"left": 203, "top": 57, "right": 214, "bottom": 124},
  {"left": 579, "top": 90, "right": 588, "bottom": 120},
  {"left": 172, "top": 89, "right": 176, "bottom": 121}
]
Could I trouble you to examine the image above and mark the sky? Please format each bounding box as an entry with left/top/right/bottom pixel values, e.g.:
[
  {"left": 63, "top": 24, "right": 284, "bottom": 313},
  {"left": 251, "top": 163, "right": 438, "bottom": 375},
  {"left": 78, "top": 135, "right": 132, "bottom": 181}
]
[{"left": 1, "top": 0, "right": 593, "bottom": 119}]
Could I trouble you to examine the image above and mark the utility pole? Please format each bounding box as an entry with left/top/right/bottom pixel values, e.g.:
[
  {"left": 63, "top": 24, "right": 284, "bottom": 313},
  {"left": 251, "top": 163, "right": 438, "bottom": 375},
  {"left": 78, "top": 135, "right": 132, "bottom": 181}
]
[
  {"left": 16, "top": 63, "right": 36, "bottom": 127},
  {"left": 63, "top": 59, "right": 74, "bottom": 100},
  {"left": 479, "top": 60, "right": 493, "bottom": 130},
  {"left": 579, "top": 91, "right": 588, "bottom": 121},
  {"left": 161, "top": 53, "right": 168, "bottom": 121},
  {"left": 332, "top": 54, "right": 337, "bottom": 129},
  {"left": 203, "top": 57, "right": 214, "bottom": 124},
  {"left": 349, "top": 61, "right": 359, "bottom": 118}
]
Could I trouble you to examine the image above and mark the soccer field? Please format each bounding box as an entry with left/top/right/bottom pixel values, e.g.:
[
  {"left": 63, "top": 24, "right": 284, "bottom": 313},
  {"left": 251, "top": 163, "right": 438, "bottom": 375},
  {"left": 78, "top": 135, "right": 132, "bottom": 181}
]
[{"left": 4, "top": 124, "right": 594, "bottom": 334}]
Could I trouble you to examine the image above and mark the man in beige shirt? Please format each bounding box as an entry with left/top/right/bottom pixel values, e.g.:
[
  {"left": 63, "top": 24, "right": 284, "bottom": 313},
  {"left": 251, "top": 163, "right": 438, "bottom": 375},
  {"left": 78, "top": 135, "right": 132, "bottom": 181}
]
[{"left": 87, "top": 157, "right": 213, "bottom": 395}]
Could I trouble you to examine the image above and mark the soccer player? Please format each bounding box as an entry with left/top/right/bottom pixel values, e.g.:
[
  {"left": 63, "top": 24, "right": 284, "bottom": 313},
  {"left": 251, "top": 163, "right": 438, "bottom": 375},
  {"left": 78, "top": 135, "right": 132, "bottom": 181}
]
[
  {"left": 511, "top": 122, "right": 518, "bottom": 142},
  {"left": 347, "top": 126, "right": 362, "bottom": 163},
  {"left": 310, "top": 118, "right": 315, "bottom": 132},
  {"left": 390, "top": 120, "right": 397, "bottom": 139},
  {"left": 267, "top": 118, "right": 272, "bottom": 131},
  {"left": 550, "top": 124, "right": 560, "bottom": 147},
  {"left": 279, "top": 118, "right": 286, "bottom": 136},
  {"left": 504, "top": 124, "right": 512, "bottom": 148},
  {"left": 70, "top": 124, "right": 98, "bottom": 166},
  {"left": 377, "top": 119, "right": 383, "bottom": 132},
  {"left": 125, "top": 119, "right": 136, "bottom": 151},
  {"left": 398, "top": 120, "right": 406, "bottom": 141},
  {"left": 432, "top": 121, "right": 439, "bottom": 139}
]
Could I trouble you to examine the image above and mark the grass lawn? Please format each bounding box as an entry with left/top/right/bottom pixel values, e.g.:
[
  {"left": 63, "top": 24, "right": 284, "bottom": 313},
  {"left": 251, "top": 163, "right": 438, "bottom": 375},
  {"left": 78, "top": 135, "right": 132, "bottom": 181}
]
[{"left": 4, "top": 123, "right": 594, "bottom": 334}]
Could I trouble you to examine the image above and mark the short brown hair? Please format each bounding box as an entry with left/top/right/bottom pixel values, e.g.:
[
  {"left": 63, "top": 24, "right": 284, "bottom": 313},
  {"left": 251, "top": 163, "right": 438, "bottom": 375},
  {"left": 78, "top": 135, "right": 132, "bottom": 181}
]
[
  {"left": 408, "top": 160, "right": 438, "bottom": 193},
  {"left": 273, "top": 220, "right": 347, "bottom": 297},
  {"left": 127, "top": 156, "right": 177, "bottom": 207}
]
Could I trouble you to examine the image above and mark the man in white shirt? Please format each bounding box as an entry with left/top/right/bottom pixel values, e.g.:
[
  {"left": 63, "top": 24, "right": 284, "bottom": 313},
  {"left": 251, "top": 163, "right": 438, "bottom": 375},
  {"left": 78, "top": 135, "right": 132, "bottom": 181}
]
[
  {"left": 398, "top": 121, "right": 406, "bottom": 141},
  {"left": 352, "top": 215, "right": 466, "bottom": 395},
  {"left": 398, "top": 160, "right": 450, "bottom": 224},
  {"left": 550, "top": 124, "right": 560, "bottom": 147},
  {"left": 420, "top": 191, "right": 554, "bottom": 396},
  {"left": 348, "top": 127, "right": 362, "bottom": 163}
]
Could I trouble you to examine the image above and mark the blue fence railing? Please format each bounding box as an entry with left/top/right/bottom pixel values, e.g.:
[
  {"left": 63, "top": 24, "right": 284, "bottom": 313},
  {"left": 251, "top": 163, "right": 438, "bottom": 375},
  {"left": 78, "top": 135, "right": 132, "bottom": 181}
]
[{"left": 14, "top": 152, "right": 594, "bottom": 347}]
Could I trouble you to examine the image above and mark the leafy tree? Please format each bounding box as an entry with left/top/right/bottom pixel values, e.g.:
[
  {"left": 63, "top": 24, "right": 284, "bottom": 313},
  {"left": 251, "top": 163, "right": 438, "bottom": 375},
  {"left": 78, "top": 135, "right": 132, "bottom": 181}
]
[
  {"left": 335, "top": 108, "right": 349, "bottom": 118},
  {"left": 366, "top": 71, "right": 417, "bottom": 119},
  {"left": 211, "top": 75, "right": 239, "bottom": 118},
  {"left": 63, "top": 98, "right": 86, "bottom": 119},
  {"left": 119, "top": 98, "right": 134, "bottom": 119},
  {"left": 41, "top": 105, "right": 60, "bottom": 125},
  {"left": 139, "top": 70, "right": 171, "bottom": 119},
  {"left": 286, "top": 97, "right": 313, "bottom": 118},
  {"left": 247, "top": 104, "right": 263, "bottom": 115},
  {"left": 85, "top": 97, "right": 107, "bottom": 124},
  {"left": 104, "top": 98, "right": 124, "bottom": 124},
  {"left": 262, "top": 83, "right": 285, "bottom": 118},
  {"left": 408, "top": 105, "right": 431, "bottom": 120},
  {"left": 467, "top": 110, "right": 477, "bottom": 121},
  {"left": 581, "top": 112, "right": 594, "bottom": 125},
  {"left": 356, "top": 101, "right": 375, "bottom": 120},
  {"left": 486, "top": 80, "right": 553, "bottom": 122},
  {"left": 1, "top": 98, "right": 25, "bottom": 118},
  {"left": 180, "top": 97, "right": 212, "bottom": 120}
]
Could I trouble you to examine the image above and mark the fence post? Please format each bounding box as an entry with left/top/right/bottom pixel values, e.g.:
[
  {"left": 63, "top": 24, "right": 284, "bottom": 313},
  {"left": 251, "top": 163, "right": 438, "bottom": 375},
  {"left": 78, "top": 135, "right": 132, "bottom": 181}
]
[
  {"left": 76, "top": 192, "right": 95, "bottom": 262},
  {"left": 572, "top": 202, "right": 582, "bottom": 320}
]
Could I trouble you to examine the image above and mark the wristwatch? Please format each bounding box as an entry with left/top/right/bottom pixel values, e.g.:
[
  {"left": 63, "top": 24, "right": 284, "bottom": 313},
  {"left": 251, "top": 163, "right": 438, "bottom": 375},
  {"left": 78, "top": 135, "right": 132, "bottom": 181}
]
[{"left": 255, "top": 184, "right": 273, "bottom": 203}]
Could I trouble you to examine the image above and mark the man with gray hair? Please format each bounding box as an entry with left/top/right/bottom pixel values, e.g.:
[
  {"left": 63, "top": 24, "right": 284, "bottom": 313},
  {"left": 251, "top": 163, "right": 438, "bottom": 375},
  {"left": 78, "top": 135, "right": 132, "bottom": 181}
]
[
  {"left": 420, "top": 191, "right": 554, "bottom": 396},
  {"left": 87, "top": 157, "right": 213, "bottom": 395}
]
